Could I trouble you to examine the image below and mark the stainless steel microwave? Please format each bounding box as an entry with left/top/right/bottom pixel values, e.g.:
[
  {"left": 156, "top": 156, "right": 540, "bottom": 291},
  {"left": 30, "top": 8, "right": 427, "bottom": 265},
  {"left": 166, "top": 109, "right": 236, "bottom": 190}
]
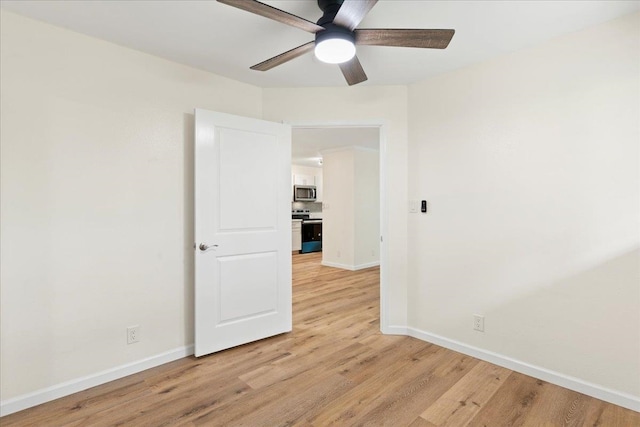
[{"left": 294, "top": 185, "right": 316, "bottom": 202}]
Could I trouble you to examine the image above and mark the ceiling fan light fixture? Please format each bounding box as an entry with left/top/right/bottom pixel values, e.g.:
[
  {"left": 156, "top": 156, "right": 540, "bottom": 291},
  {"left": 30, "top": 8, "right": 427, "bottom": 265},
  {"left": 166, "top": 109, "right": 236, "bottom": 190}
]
[
  {"left": 315, "top": 38, "right": 355, "bottom": 64},
  {"left": 314, "top": 25, "right": 356, "bottom": 64}
]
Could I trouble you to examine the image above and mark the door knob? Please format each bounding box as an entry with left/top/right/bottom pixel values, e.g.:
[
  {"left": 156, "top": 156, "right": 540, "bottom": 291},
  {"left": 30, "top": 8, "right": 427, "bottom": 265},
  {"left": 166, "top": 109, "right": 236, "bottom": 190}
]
[{"left": 199, "top": 243, "right": 218, "bottom": 251}]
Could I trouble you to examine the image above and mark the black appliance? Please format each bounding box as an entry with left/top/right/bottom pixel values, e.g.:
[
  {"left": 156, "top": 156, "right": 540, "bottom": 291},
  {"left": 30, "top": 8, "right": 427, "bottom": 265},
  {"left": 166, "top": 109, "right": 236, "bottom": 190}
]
[{"left": 301, "top": 219, "right": 322, "bottom": 254}]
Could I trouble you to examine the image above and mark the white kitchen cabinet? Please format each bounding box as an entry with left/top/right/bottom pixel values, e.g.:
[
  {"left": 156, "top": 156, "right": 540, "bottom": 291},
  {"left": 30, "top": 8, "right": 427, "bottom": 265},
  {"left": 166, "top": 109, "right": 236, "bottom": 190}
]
[
  {"left": 293, "top": 174, "right": 315, "bottom": 186},
  {"left": 292, "top": 220, "right": 302, "bottom": 252}
]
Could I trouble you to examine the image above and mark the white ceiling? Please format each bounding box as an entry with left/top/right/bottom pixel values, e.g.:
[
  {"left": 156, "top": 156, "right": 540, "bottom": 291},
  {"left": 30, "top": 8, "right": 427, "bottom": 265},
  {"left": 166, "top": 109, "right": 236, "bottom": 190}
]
[
  {"left": 292, "top": 127, "right": 379, "bottom": 167},
  {"left": 1, "top": 1, "right": 638, "bottom": 88}
]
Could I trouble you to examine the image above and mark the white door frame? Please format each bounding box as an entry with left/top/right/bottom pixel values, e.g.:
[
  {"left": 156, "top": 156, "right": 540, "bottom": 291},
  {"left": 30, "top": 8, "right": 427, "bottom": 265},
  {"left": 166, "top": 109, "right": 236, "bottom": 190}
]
[{"left": 288, "top": 120, "right": 389, "bottom": 333}]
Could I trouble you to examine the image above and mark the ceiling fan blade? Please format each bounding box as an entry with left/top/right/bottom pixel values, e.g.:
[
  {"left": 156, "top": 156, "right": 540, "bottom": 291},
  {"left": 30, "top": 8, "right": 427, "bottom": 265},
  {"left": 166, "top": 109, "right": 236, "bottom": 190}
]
[
  {"left": 356, "top": 29, "right": 455, "bottom": 49},
  {"left": 338, "top": 55, "right": 368, "bottom": 86},
  {"left": 333, "top": 0, "right": 378, "bottom": 31},
  {"left": 250, "top": 41, "right": 315, "bottom": 71},
  {"left": 217, "top": 0, "right": 324, "bottom": 33}
]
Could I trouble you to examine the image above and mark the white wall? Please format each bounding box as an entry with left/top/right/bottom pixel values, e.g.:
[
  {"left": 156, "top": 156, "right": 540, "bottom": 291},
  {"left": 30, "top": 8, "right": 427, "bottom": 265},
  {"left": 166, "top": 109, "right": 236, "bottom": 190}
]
[
  {"left": 407, "top": 12, "right": 640, "bottom": 400},
  {"left": 320, "top": 146, "right": 379, "bottom": 270},
  {"left": 0, "top": 10, "right": 262, "bottom": 403},
  {"left": 354, "top": 148, "right": 380, "bottom": 267},
  {"left": 263, "top": 86, "right": 409, "bottom": 329},
  {"left": 322, "top": 149, "right": 356, "bottom": 267}
]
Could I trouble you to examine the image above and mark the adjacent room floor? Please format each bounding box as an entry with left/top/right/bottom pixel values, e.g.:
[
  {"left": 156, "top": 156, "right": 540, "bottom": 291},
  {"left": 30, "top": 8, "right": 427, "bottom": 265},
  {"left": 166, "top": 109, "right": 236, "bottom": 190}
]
[{"left": 2, "top": 252, "right": 638, "bottom": 426}]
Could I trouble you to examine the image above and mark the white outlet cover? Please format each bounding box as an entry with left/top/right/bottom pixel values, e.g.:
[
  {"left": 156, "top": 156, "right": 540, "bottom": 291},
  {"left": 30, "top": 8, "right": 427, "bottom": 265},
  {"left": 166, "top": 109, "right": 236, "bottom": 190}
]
[
  {"left": 127, "top": 325, "right": 140, "bottom": 344},
  {"left": 473, "top": 315, "right": 485, "bottom": 332}
]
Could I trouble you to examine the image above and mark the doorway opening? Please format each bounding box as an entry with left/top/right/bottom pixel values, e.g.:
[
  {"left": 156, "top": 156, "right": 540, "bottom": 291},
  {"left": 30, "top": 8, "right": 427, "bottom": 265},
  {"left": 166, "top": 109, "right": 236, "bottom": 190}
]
[{"left": 290, "top": 122, "right": 387, "bottom": 331}]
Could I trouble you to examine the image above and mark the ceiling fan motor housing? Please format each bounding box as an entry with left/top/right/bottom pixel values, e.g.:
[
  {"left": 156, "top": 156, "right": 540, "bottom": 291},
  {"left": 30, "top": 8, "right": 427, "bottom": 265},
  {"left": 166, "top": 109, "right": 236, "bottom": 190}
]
[
  {"left": 315, "top": 23, "right": 355, "bottom": 46},
  {"left": 316, "top": 0, "right": 344, "bottom": 26}
]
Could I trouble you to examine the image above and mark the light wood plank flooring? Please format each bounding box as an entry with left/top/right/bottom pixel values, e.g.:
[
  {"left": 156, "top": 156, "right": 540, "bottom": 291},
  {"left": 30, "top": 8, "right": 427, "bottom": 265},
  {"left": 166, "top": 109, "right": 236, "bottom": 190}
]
[{"left": 2, "top": 252, "right": 638, "bottom": 426}]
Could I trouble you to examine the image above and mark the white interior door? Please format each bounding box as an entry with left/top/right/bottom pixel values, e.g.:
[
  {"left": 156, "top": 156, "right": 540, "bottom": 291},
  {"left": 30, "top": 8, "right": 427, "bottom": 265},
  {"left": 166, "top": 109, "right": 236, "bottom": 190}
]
[{"left": 194, "top": 109, "right": 291, "bottom": 357}]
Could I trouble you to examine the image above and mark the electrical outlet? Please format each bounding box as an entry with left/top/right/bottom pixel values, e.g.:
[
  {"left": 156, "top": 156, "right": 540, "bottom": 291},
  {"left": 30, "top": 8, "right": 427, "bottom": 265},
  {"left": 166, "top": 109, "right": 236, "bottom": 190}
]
[
  {"left": 127, "top": 325, "right": 140, "bottom": 344},
  {"left": 337, "top": 250, "right": 341, "bottom": 258},
  {"left": 473, "top": 315, "right": 485, "bottom": 332}
]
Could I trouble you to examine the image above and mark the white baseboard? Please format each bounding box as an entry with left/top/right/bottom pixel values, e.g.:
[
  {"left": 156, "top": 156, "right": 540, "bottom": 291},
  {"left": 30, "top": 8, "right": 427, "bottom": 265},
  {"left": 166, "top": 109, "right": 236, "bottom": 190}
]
[
  {"left": 355, "top": 261, "right": 381, "bottom": 270},
  {"left": 321, "top": 260, "right": 380, "bottom": 271},
  {"left": 0, "top": 345, "right": 194, "bottom": 417},
  {"left": 406, "top": 327, "right": 640, "bottom": 412},
  {"left": 380, "top": 325, "right": 408, "bottom": 335}
]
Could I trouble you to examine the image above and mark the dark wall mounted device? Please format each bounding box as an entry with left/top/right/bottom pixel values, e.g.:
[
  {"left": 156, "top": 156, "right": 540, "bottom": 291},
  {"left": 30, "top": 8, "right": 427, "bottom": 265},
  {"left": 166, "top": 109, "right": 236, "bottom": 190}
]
[{"left": 421, "top": 200, "right": 427, "bottom": 213}]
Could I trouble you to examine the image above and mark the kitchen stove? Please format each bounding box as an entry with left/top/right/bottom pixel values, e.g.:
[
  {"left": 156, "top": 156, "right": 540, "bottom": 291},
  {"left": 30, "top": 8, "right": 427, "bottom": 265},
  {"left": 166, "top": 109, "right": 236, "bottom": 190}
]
[
  {"left": 292, "top": 209, "right": 322, "bottom": 253},
  {"left": 292, "top": 209, "right": 310, "bottom": 220}
]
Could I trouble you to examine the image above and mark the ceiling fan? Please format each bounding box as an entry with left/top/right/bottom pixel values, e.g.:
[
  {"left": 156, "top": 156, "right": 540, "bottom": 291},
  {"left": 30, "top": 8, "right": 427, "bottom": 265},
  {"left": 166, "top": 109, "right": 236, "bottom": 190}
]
[{"left": 217, "top": 0, "right": 455, "bottom": 86}]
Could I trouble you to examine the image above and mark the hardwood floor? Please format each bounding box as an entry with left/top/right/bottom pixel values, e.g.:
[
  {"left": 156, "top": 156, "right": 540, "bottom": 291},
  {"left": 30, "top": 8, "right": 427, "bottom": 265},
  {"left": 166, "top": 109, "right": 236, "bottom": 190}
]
[{"left": 2, "top": 252, "right": 638, "bottom": 426}]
